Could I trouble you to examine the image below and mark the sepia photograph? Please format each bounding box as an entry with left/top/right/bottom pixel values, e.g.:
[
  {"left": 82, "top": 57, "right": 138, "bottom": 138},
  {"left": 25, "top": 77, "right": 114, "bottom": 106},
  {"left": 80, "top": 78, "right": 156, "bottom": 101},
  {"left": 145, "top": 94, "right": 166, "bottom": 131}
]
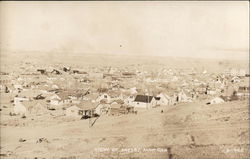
[{"left": 0, "top": 1, "right": 249, "bottom": 159}]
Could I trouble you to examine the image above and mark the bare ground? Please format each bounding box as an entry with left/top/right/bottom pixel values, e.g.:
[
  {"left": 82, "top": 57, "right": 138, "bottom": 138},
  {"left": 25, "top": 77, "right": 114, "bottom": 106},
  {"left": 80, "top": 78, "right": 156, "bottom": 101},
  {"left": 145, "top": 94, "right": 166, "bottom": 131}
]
[{"left": 1, "top": 100, "right": 249, "bottom": 159}]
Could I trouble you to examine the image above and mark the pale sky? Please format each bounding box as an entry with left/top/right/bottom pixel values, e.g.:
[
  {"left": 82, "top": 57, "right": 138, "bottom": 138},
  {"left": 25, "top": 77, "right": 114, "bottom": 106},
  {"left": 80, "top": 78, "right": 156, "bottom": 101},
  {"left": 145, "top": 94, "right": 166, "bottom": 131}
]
[{"left": 0, "top": 1, "right": 249, "bottom": 59}]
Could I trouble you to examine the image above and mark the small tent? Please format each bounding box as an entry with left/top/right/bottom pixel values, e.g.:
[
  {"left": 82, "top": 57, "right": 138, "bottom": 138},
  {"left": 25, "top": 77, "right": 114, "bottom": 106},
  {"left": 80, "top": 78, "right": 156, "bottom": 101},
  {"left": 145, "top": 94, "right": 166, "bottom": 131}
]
[
  {"left": 208, "top": 97, "right": 225, "bottom": 105},
  {"left": 13, "top": 102, "right": 27, "bottom": 116}
]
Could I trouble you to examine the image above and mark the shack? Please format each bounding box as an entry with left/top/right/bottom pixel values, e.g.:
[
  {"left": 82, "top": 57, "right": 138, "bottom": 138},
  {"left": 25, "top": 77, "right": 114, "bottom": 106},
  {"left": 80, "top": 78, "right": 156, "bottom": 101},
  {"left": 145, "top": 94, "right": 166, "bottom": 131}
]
[
  {"left": 237, "top": 86, "right": 250, "bottom": 99},
  {"left": 132, "top": 95, "right": 157, "bottom": 109},
  {"left": 37, "top": 69, "right": 46, "bottom": 75},
  {"left": 108, "top": 103, "right": 128, "bottom": 116},
  {"left": 78, "top": 101, "right": 98, "bottom": 119}
]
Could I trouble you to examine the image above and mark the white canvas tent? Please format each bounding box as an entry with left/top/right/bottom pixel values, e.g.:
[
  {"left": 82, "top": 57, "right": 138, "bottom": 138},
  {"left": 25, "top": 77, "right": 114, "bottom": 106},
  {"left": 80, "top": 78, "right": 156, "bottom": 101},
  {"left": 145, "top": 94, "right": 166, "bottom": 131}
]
[
  {"left": 209, "top": 97, "right": 225, "bottom": 105},
  {"left": 13, "top": 102, "right": 27, "bottom": 116}
]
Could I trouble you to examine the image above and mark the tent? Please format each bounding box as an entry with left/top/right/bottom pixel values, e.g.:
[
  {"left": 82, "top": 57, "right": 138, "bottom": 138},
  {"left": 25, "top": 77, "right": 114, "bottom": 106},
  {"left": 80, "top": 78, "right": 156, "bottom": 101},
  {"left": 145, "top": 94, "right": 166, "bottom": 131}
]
[
  {"left": 208, "top": 97, "right": 225, "bottom": 105},
  {"left": 13, "top": 102, "right": 27, "bottom": 116}
]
